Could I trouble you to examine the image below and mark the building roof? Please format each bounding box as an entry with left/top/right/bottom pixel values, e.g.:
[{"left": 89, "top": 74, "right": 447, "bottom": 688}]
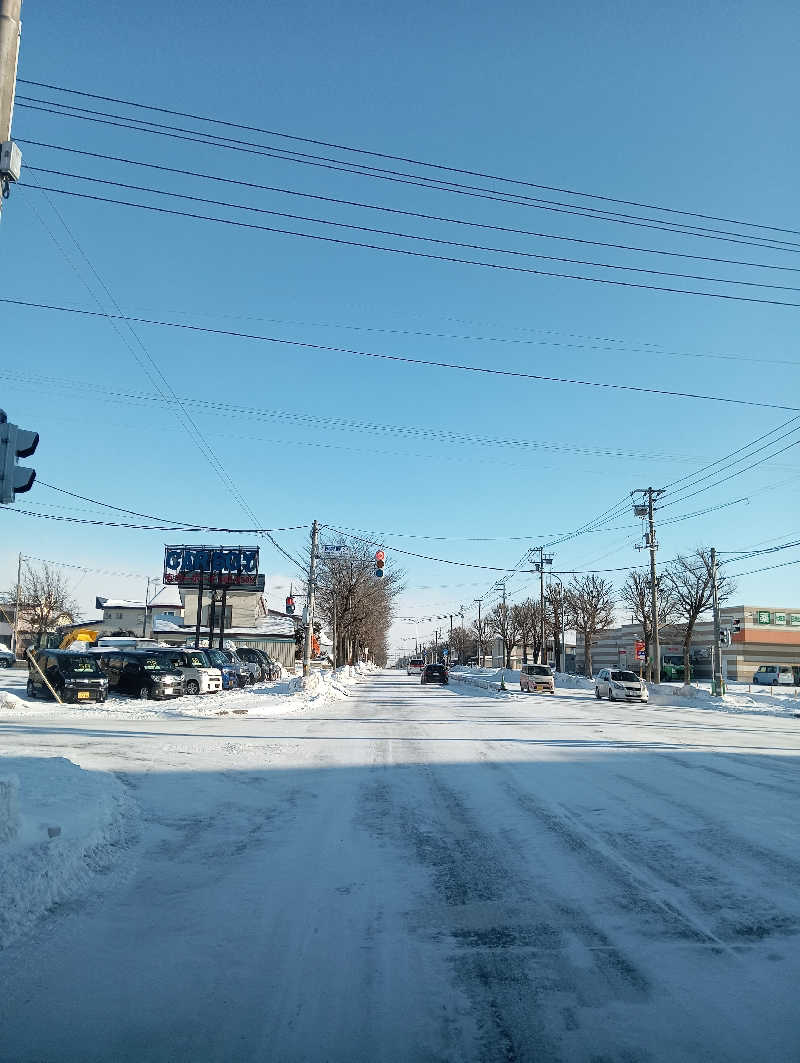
[
  {"left": 147, "top": 585, "right": 183, "bottom": 609},
  {"left": 96, "top": 598, "right": 145, "bottom": 610}
]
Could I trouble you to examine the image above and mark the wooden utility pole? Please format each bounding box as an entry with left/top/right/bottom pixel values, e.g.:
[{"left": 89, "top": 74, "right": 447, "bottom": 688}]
[
  {"left": 11, "top": 550, "right": 21, "bottom": 657},
  {"left": 0, "top": 0, "right": 22, "bottom": 143},
  {"left": 303, "top": 520, "right": 319, "bottom": 677}
]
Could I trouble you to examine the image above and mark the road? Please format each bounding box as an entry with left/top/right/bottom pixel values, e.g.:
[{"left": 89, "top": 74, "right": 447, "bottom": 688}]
[{"left": 1, "top": 671, "right": 799, "bottom": 1062}]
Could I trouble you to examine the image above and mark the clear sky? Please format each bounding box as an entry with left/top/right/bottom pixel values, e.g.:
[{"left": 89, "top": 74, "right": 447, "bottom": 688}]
[{"left": 2, "top": 0, "right": 799, "bottom": 653}]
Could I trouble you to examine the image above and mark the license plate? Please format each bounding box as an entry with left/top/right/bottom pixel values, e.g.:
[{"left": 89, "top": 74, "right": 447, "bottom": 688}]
[{"left": 77, "top": 691, "right": 90, "bottom": 700}]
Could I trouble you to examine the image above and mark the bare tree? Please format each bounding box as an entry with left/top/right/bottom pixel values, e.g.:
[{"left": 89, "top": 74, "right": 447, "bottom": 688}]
[
  {"left": 487, "top": 600, "right": 519, "bottom": 669},
  {"left": 662, "top": 549, "right": 735, "bottom": 684},
  {"left": 2, "top": 562, "right": 78, "bottom": 648},
  {"left": 449, "top": 625, "right": 472, "bottom": 665},
  {"left": 511, "top": 599, "right": 540, "bottom": 663},
  {"left": 311, "top": 534, "right": 404, "bottom": 667},
  {"left": 470, "top": 612, "right": 489, "bottom": 667},
  {"left": 620, "top": 569, "right": 678, "bottom": 681},
  {"left": 565, "top": 575, "right": 615, "bottom": 678}
]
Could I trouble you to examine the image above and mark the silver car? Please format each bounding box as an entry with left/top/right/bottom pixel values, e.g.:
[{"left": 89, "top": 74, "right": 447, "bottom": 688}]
[{"left": 595, "top": 668, "right": 649, "bottom": 702}]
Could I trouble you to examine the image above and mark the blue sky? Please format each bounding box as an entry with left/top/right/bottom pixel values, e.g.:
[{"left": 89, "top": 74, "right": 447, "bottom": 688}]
[{"left": 2, "top": 0, "right": 799, "bottom": 651}]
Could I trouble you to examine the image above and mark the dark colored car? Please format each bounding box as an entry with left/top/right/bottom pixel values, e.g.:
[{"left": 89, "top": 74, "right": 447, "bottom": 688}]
[
  {"left": 234, "top": 647, "right": 280, "bottom": 682},
  {"left": 421, "top": 663, "right": 448, "bottom": 686},
  {"left": 0, "top": 645, "right": 14, "bottom": 668},
  {"left": 204, "top": 647, "right": 246, "bottom": 690},
  {"left": 27, "top": 649, "right": 108, "bottom": 703},
  {"left": 92, "top": 650, "right": 185, "bottom": 700}
]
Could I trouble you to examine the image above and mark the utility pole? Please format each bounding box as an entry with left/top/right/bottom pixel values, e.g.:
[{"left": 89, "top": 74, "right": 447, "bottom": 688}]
[
  {"left": 332, "top": 597, "right": 337, "bottom": 669},
  {"left": 533, "top": 548, "right": 553, "bottom": 664},
  {"left": 303, "top": 520, "right": 319, "bottom": 678},
  {"left": 0, "top": 0, "right": 23, "bottom": 204},
  {"left": 473, "top": 598, "right": 482, "bottom": 667},
  {"left": 633, "top": 488, "right": 665, "bottom": 684},
  {"left": 710, "top": 546, "right": 724, "bottom": 697},
  {"left": 11, "top": 549, "right": 21, "bottom": 657}
]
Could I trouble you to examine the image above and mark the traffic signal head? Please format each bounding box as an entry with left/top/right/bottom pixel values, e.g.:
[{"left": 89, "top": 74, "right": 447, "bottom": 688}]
[
  {"left": 0, "top": 410, "right": 39, "bottom": 505},
  {"left": 285, "top": 595, "right": 295, "bottom": 614},
  {"left": 375, "top": 549, "right": 385, "bottom": 579}
]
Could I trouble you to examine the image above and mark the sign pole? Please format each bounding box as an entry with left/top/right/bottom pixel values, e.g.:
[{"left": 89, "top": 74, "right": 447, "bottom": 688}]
[
  {"left": 218, "top": 584, "right": 227, "bottom": 650},
  {"left": 194, "top": 567, "right": 204, "bottom": 650}
]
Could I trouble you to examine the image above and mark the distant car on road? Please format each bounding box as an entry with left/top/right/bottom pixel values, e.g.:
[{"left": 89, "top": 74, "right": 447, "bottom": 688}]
[
  {"left": 752, "top": 664, "right": 794, "bottom": 686},
  {"left": 520, "top": 663, "right": 555, "bottom": 693},
  {"left": 421, "top": 663, "right": 448, "bottom": 686},
  {"left": 595, "top": 668, "right": 648, "bottom": 703},
  {"left": 0, "top": 643, "right": 14, "bottom": 668},
  {"left": 407, "top": 657, "right": 424, "bottom": 676}
]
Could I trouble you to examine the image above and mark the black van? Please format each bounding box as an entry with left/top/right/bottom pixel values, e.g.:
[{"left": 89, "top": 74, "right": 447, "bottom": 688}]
[
  {"left": 27, "top": 650, "right": 109, "bottom": 703},
  {"left": 92, "top": 650, "right": 185, "bottom": 700}
]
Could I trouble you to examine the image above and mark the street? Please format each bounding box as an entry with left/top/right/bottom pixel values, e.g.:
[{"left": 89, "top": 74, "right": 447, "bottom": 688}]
[{"left": 1, "top": 670, "right": 799, "bottom": 1062}]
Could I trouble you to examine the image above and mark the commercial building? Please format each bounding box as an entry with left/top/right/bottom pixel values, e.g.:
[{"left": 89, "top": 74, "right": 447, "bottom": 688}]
[{"left": 574, "top": 604, "right": 800, "bottom": 681}]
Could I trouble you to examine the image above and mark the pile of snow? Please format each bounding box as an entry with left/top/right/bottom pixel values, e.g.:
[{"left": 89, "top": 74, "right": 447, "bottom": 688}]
[
  {"left": 0, "top": 756, "right": 135, "bottom": 948},
  {"left": 648, "top": 681, "right": 800, "bottom": 717},
  {"left": 0, "top": 689, "right": 24, "bottom": 712},
  {"left": 554, "top": 672, "right": 594, "bottom": 690}
]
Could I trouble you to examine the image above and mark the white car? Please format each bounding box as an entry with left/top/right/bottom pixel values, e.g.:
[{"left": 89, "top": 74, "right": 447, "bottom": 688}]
[
  {"left": 407, "top": 658, "right": 424, "bottom": 676},
  {"left": 595, "top": 668, "right": 648, "bottom": 703},
  {"left": 520, "top": 663, "right": 555, "bottom": 693},
  {"left": 161, "top": 648, "right": 222, "bottom": 695}
]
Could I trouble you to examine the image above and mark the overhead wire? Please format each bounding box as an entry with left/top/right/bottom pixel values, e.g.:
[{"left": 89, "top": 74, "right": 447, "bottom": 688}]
[
  {"left": 19, "top": 181, "right": 800, "bottom": 310},
  {"left": 20, "top": 78, "right": 800, "bottom": 239},
  {"left": 3, "top": 296, "right": 799, "bottom": 412}
]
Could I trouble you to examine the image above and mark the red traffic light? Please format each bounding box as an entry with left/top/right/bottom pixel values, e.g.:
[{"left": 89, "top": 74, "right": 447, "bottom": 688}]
[{"left": 375, "top": 550, "right": 385, "bottom": 565}]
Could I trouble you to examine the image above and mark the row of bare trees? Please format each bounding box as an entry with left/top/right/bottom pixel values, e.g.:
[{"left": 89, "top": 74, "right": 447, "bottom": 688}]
[{"left": 436, "top": 548, "right": 733, "bottom": 679}]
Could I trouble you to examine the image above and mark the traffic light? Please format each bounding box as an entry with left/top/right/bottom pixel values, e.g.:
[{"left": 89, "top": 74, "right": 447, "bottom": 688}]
[
  {"left": 375, "top": 549, "right": 385, "bottom": 579},
  {"left": 285, "top": 595, "right": 295, "bottom": 614},
  {"left": 719, "top": 630, "right": 730, "bottom": 646},
  {"left": 0, "top": 410, "right": 39, "bottom": 505}
]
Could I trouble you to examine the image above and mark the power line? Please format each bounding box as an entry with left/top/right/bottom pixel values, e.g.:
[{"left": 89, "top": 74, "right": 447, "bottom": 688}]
[
  {"left": 20, "top": 181, "right": 800, "bottom": 309},
  {"left": 727, "top": 555, "right": 800, "bottom": 578},
  {"left": 26, "top": 166, "right": 800, "bottom": 294},
  {"left": 3, "top": 506, "right": 309, "bottom": 533},
  {"left": 3, "top": 296, "right": 799, "bottom": 412},
  {"left": 16, "top": 93, "right": 800, "bottom": 254},
  {"left": 20, "top": 144, "right": 800, "bottom": 278},
  {"left": 21, "top": 78, "right": 800, "bottom": 239}
]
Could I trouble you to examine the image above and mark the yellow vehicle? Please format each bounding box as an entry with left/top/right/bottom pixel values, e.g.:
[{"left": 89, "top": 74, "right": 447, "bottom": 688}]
[{"left": 58, "top": 628, "right": 99, "bottom": 650}]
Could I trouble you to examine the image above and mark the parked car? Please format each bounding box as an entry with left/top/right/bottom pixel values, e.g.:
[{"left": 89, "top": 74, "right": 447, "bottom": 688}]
[
  {"left": 157, "top": 648, "right": 222, "bottom": 695},
  {"left": 752, "top": 664, "right": 795, "bottom": 686},
  {"left": 27, "top": 649, "right": 108, "bottom": 703},
  {"left": 204, "top": 647, "right": 246, "bottom": 690},
  {"left": 407, "top": 657, "right": 424, "bottom": 676},
  {"left": 0, "top": 642, "right": 14, "bottom": 668},
  {"left": 235, "top": 646, "right": 281, "bottom": 681},
  {"left": 520, "top": 663, "right": 555, "bottom": 693},
  {"left": 421, "top": 663, "right": 448, "bottom": 686},
  {"left": 220, "top": 647, "right": 259, "bottom": 684},
  {"left": 595, "top": 668, "right": 649, "bottom": 703},
  {"left": 256, "top": 650, "right": 282, "bottom": 680},
  {"left": 92, "top": 649, "right": 184, "bottom": 700}
]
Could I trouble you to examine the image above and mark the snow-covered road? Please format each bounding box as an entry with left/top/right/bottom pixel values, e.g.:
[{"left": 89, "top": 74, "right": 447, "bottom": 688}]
[{"left": 2, "top": 671, "right": 799, "bottom": 1062}]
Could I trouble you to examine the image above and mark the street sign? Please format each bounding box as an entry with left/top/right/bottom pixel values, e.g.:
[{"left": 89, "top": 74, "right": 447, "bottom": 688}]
[
  {"left": 634, "top": 640, "right": 645, "bottom": 661},
  {"left": 321, "top": 544, "right": 349, "bottom": 556}
]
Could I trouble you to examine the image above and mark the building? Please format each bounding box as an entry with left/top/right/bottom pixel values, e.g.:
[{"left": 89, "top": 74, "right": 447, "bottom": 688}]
[
  {"left": 574, "top": 604, "right": 800, "bottom": 680},
  {"left": 96, "top": 597, "right": 146, "bottom": 635}
]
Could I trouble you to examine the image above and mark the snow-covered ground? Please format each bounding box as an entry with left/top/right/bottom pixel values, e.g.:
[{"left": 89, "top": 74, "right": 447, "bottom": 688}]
[{"left": 1, "top": 668, "right": 799, "bottom": 1061}]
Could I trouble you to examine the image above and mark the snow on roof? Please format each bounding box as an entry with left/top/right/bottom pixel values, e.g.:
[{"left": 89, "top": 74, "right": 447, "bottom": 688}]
[
  {"left": 254, "top": 615, "right": 297, "bottom": 636},
  {"left": 147, "top": 585, "right": 183, "bottom": 609},
  {"left": 151, "top": 618, "right": 187, "bottom": 632},
  {"left": 100, "top": 599, "right": 145, "bottom": 610}
]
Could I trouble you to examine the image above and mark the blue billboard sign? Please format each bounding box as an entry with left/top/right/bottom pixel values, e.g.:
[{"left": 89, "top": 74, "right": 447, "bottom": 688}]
[{"left": 164, "top": 545, "right": 260, "bottom": 587}]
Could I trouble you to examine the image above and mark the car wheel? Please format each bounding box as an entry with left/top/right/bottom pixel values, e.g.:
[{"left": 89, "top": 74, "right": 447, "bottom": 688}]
[
  {"left": 26, "top": 677, "right": 36, "bottom": 698},
  {"left": 608, "top": 688, "right": 616, "bottom": 701},
  {"left": 594, "top": 688, "right": 601, "bottom": 699},
  {"left": 139, "top": 686, "right": 149, "bottom": 700},
  {"left": 1, "top": 659, "right": 10, "bottom": 668},
  {"left": 186, "top": 679, "right": 200, "bottom": 695}
]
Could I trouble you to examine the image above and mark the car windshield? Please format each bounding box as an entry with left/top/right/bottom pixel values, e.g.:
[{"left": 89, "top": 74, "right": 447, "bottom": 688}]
[
  {"left": 205, "top": 650, "right": 228, "bottom": 667},
  {"left": 530, "top": 665, "right": 551, "bottom": 676},
  {"left": 64, "top": 657, "right": 103, "bottom": 674},
  {"left": 611, "top": 670, "right": 639, "bottom": 682},
  {"left": 139, "top": 656, "right": 171, "bottom": 672}
]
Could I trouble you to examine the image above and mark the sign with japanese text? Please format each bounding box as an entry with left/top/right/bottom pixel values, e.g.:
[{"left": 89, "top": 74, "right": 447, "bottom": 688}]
[
  {"left": 163, "top": 545, "right": 260, "bottom": 587},
  {"left": 757, "top": 610, "right": 771, "bottom": 625}
]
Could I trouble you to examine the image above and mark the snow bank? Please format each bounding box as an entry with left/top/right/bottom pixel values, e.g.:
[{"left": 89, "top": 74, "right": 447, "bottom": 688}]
[
  {"left": 0, "top": 756, "right": 135, "bottom": 949},
  {"left": 0, "top": 689, "right": 23, "bottom": 712},
  {"left": 554, "top": 672, "right": 594, "bottom": 690},
  {"left": 648, "top": 681, "right": 800, "bottom": 717}
]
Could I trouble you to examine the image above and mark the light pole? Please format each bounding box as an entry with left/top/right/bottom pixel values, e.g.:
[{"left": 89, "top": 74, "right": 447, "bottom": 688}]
[{"left": 473, "top": 598, "right": 482, "bottom": 668}]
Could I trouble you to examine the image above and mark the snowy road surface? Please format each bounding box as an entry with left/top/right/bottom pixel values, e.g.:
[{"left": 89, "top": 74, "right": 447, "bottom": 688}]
[{"left": 2, "top": 670, "right": 799, "bottom": 1062}]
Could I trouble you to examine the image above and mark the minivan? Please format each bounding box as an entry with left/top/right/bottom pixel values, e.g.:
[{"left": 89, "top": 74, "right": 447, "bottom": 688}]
[
  {"left": 92, "top": 650, "right": 185, "bottom": 700},
  {"left": 27, "top": 650, "right": 108, "bottom": 703},
  {"left": 157, "top": 648, "right": 222, "bottom": 695},
  {"left": 753, "top": 665, "right": 795, "bottom": 686},
  {"left": 520, "top": 664, "right": 555, "bottom": 693},
  {"left": 407, "top": 658, "right": 424, "bottom": 676}
]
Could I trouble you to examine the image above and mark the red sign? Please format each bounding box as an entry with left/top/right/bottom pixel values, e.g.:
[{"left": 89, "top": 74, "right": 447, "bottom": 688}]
[{"left": 634, "top": 640, "right": 645, "bottom": 661}]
